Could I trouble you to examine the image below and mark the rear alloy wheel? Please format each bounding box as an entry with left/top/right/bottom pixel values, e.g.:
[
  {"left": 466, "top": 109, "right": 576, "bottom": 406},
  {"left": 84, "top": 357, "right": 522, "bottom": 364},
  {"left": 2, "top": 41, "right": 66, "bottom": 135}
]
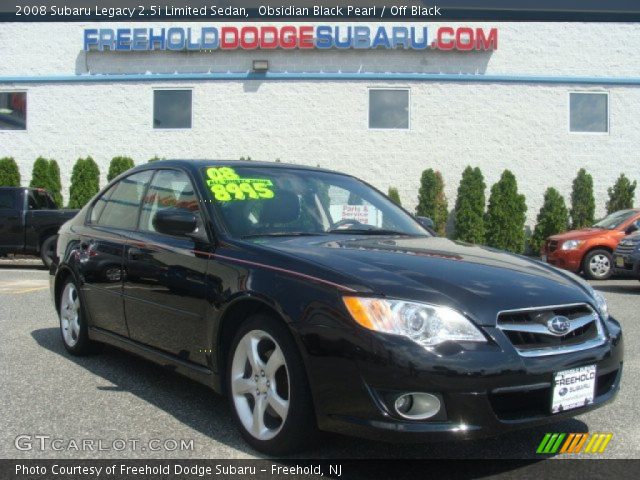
[
  {"left": 582, "top": 249, "right": 613, "bottom": 280},
  {"left": 227, "top": 314, "right": 317, "bottom": 454},
  {"left": 40, "top": 235, "right": 58, "bottom": 268},
  {"left": 58, "top": 278, "right": 99, "bottom": 355}
]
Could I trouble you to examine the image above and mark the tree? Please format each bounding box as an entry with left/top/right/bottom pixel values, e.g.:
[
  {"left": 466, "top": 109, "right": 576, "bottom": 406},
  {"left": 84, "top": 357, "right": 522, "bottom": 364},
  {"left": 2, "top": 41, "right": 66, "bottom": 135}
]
[
  {"left": 531, "top": 187, "right": 569, "bottom": 253},
  {"left": 49, "top": 160, "right": 63, "bottom": 207},
  {"left": 29, "top": 157, "right": 63, "bottom": 207},
  {"left": 485, "top": 170, "right": 527, "bottom": 253},
  {"left": 570, "top": 168, "right": 595, "bottom": 229},
  {"left": 388, "top": 187, "right": 402, "bottom": 206},
  {"left": 606, "top": 173, "right": 637, "bottom": 213},
  {"left": 107, "top": 156, "right": 135, "bottom": 181},
  {"left": 416, "top": 169, "right": 448, "bottom": 236},
  {"left": 0, "top": 157, "right": 20, "bottom": 186},
  {"left": 68, "top": 157, "right": 100, "bottom": 208},
  {"left": 454, "top": 166, "right": 486, "bottom": 243}
]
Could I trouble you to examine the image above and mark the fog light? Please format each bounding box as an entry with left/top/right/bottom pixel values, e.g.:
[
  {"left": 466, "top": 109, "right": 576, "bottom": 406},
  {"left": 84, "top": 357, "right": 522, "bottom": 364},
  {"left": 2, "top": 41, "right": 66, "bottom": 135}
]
[{"left": 394, "top": 393, "right": 441, "bottom": 420}]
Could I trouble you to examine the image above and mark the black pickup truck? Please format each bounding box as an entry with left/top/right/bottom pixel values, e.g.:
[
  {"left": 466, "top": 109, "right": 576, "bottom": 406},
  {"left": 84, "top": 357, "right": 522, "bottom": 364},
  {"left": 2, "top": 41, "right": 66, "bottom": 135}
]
[{"left": 0, "top": 187, "right": 79, "bottom": 266}]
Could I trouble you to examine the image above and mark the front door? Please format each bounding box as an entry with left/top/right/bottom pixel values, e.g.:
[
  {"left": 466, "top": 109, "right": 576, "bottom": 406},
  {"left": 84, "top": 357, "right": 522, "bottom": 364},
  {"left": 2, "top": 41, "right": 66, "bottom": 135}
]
[{"left": 123, "top": 169, "right": 210, "bottom": 366}]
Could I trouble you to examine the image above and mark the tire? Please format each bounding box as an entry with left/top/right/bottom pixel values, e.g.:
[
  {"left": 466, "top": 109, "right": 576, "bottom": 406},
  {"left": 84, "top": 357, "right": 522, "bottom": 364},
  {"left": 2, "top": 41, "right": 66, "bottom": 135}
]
[
  {"left": 582, "top": 249, "right": 613, "bottom": 280},
  {"left": 226, "top": 313, "right": 318, "bottom": 455},
  {"left": 40, "top": 235, "right": 58, "bottom": 268},
  {"left": 58, "top": 277, "right": 100, "bottom": 355}
]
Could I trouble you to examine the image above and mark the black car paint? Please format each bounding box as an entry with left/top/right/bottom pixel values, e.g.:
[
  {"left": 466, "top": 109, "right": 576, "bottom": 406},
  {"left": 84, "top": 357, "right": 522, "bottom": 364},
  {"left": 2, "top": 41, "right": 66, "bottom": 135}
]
[
  {"left": 51, "top": 161, "right": 623, "bottom": 442},
  {"left": 0, "top": 187, "right": 78, "bottom": 257}
]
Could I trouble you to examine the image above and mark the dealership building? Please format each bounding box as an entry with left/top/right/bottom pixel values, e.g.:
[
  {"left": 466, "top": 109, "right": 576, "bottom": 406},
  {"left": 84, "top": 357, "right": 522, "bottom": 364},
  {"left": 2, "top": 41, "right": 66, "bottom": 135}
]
[{"left": 1, "top": 22, "right": 639, "bottom": 227}]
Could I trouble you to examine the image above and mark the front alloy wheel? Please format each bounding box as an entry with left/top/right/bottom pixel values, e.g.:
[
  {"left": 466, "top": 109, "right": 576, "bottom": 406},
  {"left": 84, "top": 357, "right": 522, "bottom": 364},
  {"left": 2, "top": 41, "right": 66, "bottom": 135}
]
[
  {"left": 583, "top": 249, "right": 613, "bottom": 280},
  {"left": 231, "top": 330, "right": 290, "bottom": 441},
  {"left": 226, "top": 314, "right": 317, "bottom": 454}
]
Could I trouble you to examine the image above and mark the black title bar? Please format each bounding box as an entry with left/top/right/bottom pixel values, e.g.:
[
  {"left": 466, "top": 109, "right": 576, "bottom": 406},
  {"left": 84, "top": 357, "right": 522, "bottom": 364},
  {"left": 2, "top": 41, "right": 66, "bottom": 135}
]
[{"left": 4, "top": 1, "right": 640, "bottom": 22}]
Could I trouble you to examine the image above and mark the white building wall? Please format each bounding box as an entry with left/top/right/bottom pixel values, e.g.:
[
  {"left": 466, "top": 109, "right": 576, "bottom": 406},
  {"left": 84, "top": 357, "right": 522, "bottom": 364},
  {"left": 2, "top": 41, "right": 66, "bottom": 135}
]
[{"left": 1, "top": 22, "right": 639, "bottom": 228}]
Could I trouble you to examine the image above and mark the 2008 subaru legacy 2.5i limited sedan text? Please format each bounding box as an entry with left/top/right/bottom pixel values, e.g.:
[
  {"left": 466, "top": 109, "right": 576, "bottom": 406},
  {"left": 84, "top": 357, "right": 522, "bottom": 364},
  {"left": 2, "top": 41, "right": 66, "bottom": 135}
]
[{"left": 50, "top": 161, "right": 623, "bottom": 454}]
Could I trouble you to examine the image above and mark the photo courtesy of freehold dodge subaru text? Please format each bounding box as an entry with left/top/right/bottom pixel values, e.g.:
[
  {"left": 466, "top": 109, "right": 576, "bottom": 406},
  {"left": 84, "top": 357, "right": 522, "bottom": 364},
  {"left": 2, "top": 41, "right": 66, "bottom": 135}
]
[{"left": 0, "top": 1, "right": 639, "bottom": 479}]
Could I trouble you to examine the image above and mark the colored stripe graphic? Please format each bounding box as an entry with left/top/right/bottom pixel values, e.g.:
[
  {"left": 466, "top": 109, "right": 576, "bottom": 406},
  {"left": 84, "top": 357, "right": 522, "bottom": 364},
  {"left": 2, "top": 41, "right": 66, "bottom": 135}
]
[
  {"left": 538, "top": 433, "right": 613, "bottom": 454},
  {"left": 537, "top": 433, "right": 566, "bottom": 454}
]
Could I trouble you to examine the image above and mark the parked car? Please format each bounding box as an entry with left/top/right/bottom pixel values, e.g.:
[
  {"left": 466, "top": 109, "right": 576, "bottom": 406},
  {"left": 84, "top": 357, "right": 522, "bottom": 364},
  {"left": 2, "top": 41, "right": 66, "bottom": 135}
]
[
  {"left": 542, "top": 209, "right": 640, "bottom": 280},
  {"left": 613, "top": 232, "right": 640, "bottom": 280},
  {"left": 50, "top": 161, "right": 622, "bottom": 454},
  {"left": 0, "top": 187, "right": 79, "bottom": 267}
]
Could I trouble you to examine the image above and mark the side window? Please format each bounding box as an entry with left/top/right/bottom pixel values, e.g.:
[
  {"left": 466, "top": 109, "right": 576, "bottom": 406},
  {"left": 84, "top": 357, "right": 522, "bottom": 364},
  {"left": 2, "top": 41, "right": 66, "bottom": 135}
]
[
  {"left": 90, "top": 185, "right": 115, "bottom": 224},
  {"left": 139, "top": 170, "right": 203, "bottom": 235},
  {"left": 32, "top": 190, "right": 53, "bottom": 210},
  {"left": 95, "top": 171, "right": 153, "bottom": 229},
  {"left": 0, "top": 191, "right": 15, "bottom": 209},
  {"left": 28, "top": 192, "right": 43, "bottom": 210}
]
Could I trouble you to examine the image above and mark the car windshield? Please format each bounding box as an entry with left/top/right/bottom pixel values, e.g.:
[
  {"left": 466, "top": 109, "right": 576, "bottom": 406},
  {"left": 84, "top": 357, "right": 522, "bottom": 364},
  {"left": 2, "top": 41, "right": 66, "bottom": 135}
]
[
  {"left": 593, "top": 210, "right": 637, "bottom": 229},
  {"left": 200, "top": 165, "right": 428, "bottom": 238}
]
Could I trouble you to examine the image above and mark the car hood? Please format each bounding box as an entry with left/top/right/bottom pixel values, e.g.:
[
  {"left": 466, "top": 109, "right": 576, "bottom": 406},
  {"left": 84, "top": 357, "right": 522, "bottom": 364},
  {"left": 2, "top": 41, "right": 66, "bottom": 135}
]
[
  {"left": 251, "top": 235, "right": 596, "bottom": 326},
  {"left": 549, "top": 228, "right": 609, "bottom": 241}
]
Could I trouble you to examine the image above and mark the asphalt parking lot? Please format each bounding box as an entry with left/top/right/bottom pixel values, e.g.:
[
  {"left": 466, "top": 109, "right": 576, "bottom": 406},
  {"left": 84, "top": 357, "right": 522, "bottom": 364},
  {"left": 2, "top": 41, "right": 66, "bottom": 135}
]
[{"left": 0, "top": 262, "right": 638, "bottom": 460}]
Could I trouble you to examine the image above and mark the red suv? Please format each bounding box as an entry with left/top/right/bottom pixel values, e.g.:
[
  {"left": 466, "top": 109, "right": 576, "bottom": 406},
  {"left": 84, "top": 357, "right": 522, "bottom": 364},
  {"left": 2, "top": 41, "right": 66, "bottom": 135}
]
[{"left": 542, "top": 209, "right": 640, "bottom": 280}]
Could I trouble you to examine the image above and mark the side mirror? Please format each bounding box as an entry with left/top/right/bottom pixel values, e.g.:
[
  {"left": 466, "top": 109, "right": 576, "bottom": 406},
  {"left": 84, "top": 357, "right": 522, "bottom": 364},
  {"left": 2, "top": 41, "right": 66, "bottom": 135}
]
[
  {"left": 625, "top": 223, "right": 639, "bottom": 235},
  {"left": 415, "top": 216, "right": 437, "bottom": 236},
  {"left": 152, "top": 209, "right": 197, "bottom": 237}
]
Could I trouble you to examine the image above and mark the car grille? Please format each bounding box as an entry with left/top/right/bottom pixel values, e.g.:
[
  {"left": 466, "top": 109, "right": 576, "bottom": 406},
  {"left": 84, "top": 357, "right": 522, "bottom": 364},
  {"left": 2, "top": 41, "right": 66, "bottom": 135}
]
[
  {"left": 497, "top": 304, "right": 606, "bottom": 357},
  {"left": 615, "top": 242, "right": 637, "bottom": 256},
  {"left": 546, "top": 240, "right": 558, "bottom": 253}
]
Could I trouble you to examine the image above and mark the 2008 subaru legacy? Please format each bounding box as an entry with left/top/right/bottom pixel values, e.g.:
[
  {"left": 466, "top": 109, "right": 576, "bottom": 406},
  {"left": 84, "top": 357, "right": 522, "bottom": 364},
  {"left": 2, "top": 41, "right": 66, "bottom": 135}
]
[{"left": 50, "top": 160, "right": 622, "bottom": 454}]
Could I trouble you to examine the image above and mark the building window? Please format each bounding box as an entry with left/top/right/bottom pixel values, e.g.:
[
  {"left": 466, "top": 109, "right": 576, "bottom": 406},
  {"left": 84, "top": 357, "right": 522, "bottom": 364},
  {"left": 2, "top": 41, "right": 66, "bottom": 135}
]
[
  {"left": 369, "top": 89, "right": 409, "bottom": 130},
  {"left": 569, "top": 92, "right": 608, "bottom": 133},
  {"left": 0, "top": 92, "right": 27, "bottom": 130},
  {"left": 153, "top": 90, "right": 192, "bottom": 129}
]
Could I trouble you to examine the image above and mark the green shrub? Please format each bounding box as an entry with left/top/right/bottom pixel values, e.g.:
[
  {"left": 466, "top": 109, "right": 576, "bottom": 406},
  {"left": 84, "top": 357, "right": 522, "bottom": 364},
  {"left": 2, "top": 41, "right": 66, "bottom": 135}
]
[
  {"left": 531, "top": 187, "right": 569, "bottom": 253},
  {"left": 68, "top": 157, "right": 100, "bottom": 209},
  {"left": 388, "top": 187, "right": 402, "bottom": 206},
  {"left": 606, "top": 173, "right": 637, "bottom": 214},
  {"left": 29, "top": 157, "right": 62, "bottom": 207},
  {"left": 570, "top": 168, "right": 595, "bottom": 229},
  {"left": 107, "top": 156, "right": 135, "bottom": 182},
  {"left": 485, "top": 170, "right": 527, "bottom": 253},
  {"left": 416, "top": 169, "right": 448, "bottom": 236},
  {"left": 0, "top": 157, "right": 20, "bottom": 186},
  {"left": 454, "top": 166, "right": 486, "bottom": 243},
  {"left": 49, "top": 160, "right": 63, "bottom": 207}
]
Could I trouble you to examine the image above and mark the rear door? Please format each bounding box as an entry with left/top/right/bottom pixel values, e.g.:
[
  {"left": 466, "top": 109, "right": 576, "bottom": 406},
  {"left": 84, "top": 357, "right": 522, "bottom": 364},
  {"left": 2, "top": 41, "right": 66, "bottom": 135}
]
[
  {"left": 79, "top": 171, "right": 153, "bottom": 337},
  {"left": 123, "top": 168, "right": 211, "bottom": 366},
  {"left": 0, "top": 189, "right": 23, "bottom": 251}
]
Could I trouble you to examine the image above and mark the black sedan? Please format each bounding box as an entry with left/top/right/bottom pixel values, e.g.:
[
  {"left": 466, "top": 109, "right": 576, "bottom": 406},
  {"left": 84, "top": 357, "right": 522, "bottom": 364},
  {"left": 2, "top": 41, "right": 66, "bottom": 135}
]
[{"left": 50, "top": 160, "right": 623, "bottom": 454}]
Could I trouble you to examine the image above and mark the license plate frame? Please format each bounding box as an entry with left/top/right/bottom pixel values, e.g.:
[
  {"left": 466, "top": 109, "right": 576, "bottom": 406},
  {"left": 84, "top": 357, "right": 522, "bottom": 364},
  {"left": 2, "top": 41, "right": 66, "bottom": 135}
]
[{"left": 551, "top": 365, "right": 596, "bottom": 414}]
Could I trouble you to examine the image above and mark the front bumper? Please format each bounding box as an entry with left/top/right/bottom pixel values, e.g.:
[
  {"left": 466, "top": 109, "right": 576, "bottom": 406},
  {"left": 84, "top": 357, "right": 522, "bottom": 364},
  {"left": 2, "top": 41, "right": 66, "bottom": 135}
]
[
  {"left": 613, "top": 251, "right": 640, "bottom": 279},
  {"left": 301, "top": 317, "right": 623, "bottom": 442},
  {"left": 541, "top": 247, "right": 583, "bottom": 273}
]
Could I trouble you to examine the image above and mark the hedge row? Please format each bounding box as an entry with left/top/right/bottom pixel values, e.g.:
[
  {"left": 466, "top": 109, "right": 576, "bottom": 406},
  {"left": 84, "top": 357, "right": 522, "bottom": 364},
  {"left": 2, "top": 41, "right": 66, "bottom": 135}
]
[
  {"left": 0, "top": 156, "right": 148, "bottom": 207},
  {"left": 389, "top": 167, "right": 636, "bottom": 254},
  {"left": 0, "top": 157, "right": 636, "bottom": 254}
]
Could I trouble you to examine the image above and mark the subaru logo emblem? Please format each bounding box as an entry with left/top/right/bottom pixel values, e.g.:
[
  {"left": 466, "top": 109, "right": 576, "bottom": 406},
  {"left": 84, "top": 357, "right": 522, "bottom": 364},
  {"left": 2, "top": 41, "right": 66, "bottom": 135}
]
[{"left": 547, "top": 316, "right": 571, "bottom": 335}]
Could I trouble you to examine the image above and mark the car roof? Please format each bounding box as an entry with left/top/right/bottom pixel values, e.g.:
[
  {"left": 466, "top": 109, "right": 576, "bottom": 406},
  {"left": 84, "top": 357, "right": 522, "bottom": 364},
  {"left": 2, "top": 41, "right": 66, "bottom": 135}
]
[{"left": 132, "top": 159, "right": 346, "bottom": 176}]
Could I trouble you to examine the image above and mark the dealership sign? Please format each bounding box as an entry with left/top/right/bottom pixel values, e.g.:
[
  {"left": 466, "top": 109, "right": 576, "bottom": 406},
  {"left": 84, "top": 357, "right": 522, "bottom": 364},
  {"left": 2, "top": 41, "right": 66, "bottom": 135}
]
[{"left": 83, "top": 26, "right": 498, "bottom": 52}]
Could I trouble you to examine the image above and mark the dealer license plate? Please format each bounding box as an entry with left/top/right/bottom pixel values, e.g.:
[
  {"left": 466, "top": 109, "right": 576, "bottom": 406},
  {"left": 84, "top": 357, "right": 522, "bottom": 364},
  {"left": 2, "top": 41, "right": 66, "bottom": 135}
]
[
  {"left": 551, "top": 365, "right": 596, "bottom": 414},
  {"left": 541, "top": 254, "right": 547, "bottom": 263},
  {"left": 616, "top": 256, "right": 625, "bottom": 267}
]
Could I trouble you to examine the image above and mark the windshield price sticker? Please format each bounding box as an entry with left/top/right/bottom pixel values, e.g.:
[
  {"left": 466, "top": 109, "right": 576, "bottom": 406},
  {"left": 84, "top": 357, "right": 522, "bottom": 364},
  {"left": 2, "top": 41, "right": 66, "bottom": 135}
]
[{"left": 205, "top": 167, "right": 275, "bottom": 201}]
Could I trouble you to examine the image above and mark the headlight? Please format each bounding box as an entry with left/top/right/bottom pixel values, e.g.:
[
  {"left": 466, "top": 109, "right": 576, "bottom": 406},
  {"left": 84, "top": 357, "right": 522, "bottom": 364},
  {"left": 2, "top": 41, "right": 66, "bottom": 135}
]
[
  {"left": 342, "top": 297, "right": 486, "bottom": 347},
  {"left": 561, "top": 240, "right": 584, "bottom": 250},
  {"left": 592, "top": 290, "right": 609, "bottom": 320}
]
